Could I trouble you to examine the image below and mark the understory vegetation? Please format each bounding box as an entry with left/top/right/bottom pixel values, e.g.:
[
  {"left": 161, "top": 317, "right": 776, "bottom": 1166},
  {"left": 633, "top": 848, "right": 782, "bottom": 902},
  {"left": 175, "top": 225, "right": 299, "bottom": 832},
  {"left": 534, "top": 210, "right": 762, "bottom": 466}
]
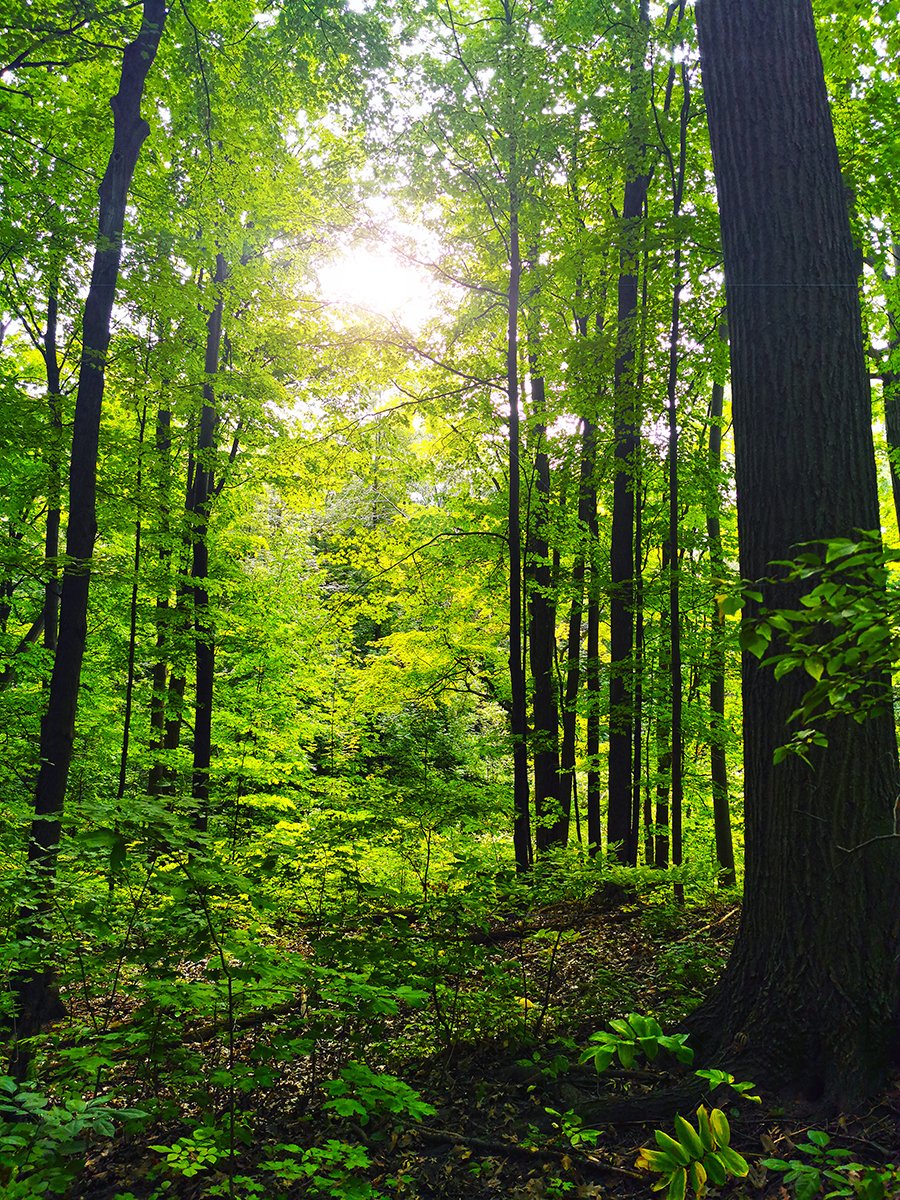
[{"left": 1, "top": 0, "right": 899, "bottom": 1195}]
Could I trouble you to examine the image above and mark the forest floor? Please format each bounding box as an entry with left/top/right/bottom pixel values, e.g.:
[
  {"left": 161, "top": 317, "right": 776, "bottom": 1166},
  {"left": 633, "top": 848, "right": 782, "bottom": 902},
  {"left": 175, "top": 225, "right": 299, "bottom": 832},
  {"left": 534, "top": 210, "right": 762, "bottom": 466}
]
[{"left": 63, "top": 882, "right": 900, "bottom": 1199}]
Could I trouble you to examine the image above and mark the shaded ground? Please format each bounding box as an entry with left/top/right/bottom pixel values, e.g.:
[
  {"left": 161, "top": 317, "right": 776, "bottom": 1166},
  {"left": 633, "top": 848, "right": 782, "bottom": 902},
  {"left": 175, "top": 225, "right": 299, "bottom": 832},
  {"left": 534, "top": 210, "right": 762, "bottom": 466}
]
[{"left": 44, "top": 884, "right": 900, "bottom": 1198}]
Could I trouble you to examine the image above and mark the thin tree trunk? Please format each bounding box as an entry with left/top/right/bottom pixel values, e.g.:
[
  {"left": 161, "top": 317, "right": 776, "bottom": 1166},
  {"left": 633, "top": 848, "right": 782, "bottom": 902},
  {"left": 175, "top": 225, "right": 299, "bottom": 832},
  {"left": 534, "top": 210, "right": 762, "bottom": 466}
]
[
  {"left": 527, "top": 355, "right": 563, "bottom": 850},
  {"left": 559, "top": 572, "right": 582, "bottom": 826},
  {"left": 706, "top": 360, "right": 736, "bottom": 886},
  {"left": 585, "top": 554, "right": 601, "bottom": 857},
  {"left": 0, "top": 522, "right": 22, "bottom": 635},
  {"left": 559, "top": 414, "right": 596, "bottom": 831},
  {"left": 883, "top": 368, "right": 900, "bottom": 525},
  {"left": 117, "top": 404, "right": 147, "bottom": 803},
  {"left": 880, "top": 244, "right": 900, "bottom": 526},
  {"left": 654, "top": 568, "right": 671, "bottom": 871},
  {"left": 642, "top": 685, "right": 654, "bottom": 865},
  {"left": 608, "top": 0, "right": 652, "bottom": 860},
  {"left": 631, "top": 473, "right": 644, "bottom": 864},
  {"left": 666, "top": 66, "right": 690, "bottom": 902},
  {"left": 190, "top": 252, "right": 228, "bottom": 835},
  {"left": 43, "top": 276, "right": 62, "bottom": 655},
  {"left": 148, "top": 406, "right": 172, "bottom": 797},
  {"left": 667, "top": 262, "right": 684, "bottom": 901}
]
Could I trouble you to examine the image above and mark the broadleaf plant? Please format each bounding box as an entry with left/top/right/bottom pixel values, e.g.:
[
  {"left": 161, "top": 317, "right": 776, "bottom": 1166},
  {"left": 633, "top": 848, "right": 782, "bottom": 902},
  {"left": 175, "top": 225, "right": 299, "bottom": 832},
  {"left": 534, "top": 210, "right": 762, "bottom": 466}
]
[
  {"left": 579, "top": 1012, "right": 694, "bottom": 1073},
  {"left": 637, "top": 1105, "right": 749, "bottom": 1200}
]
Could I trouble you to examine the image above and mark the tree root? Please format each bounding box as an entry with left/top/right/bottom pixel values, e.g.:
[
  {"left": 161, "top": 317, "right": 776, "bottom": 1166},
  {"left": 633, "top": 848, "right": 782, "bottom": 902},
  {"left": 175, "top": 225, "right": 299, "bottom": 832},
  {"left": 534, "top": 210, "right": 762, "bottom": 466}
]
[
  {"left": 555, "top": 1078, "right": 712, "bottom": 1126},
  {"left": 414, "top": 1125, "right": 642, "bottom": 1177}
]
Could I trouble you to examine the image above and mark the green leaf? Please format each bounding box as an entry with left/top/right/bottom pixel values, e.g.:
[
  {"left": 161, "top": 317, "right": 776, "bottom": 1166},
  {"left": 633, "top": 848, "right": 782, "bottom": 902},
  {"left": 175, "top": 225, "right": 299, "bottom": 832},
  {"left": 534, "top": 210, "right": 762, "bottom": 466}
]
[
  {"left": 717, "top": 1146, "right": 749, "bottom": 1177},
  {"left": 824, "top": 538, "right": 858, "bottom": 563},
  {"left": 708, "top": 1108, "right": 730, "bottom": 1148},
  {"left": 796, "top": 1167, "right": 824, "bottom": 1200},
  {"left": 656, "top": 1130, "right": 691, "bottom": 1167},
  {"left": 803, "top": 655, "right": 825, "bottom": 681},
  {"left": 639, "top": 1036, "right": 660, "bottom": 1061},
  {"left": 773, "top": 656, "right": 799, "bottom": 680},
  {"left": 703, "top": 1152, "right": 727, "bottom": 1187},
  {"left": 739, "top": 626, "right": 771, "bottom": 658},
  {"left": 667, "top": 1166, "right": 687, "bottom": 1200},
  {"left": 688, "top": 1159, "right": 708, "bottom": 1196},
  {"left": 674, "top": 1114, "right": 705, "bottom": 1160},
  {"left": 617, "top": 1041, "right": 636, "bottom": 1069},
  {"left": 638, "top": 1148, "right": 682, "bottom": 1173},
  {"left": 696, "top": 1106, "right": 714, "bottom": 1152}
]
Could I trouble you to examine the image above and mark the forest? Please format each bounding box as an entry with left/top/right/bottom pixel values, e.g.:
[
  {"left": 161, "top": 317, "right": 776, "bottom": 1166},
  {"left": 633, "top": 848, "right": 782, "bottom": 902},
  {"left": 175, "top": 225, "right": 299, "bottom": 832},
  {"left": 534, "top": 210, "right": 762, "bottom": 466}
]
[{"left": 0, "top": 0, "right": 898, "bottom": 1196}]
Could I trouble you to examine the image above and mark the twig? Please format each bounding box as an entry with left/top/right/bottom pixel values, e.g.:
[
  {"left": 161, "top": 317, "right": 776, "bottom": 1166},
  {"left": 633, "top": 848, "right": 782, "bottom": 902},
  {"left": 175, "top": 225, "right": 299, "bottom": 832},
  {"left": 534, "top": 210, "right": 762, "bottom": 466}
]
[{"left": 674, "top": 906, "right": 739, "bottom": 942}]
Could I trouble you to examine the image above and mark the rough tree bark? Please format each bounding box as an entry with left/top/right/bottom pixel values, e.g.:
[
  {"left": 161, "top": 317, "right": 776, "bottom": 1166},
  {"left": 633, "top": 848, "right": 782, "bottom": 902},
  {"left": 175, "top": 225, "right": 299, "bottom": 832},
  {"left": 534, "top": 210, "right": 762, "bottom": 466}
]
[{"left": 693, "top": 0, "right": 900, "bottom": 1107}]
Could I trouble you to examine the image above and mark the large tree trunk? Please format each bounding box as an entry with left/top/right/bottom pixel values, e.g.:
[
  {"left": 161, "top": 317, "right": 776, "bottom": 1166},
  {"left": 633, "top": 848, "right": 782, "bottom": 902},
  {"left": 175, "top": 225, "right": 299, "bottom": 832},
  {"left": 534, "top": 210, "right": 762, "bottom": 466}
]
[
  {"left": 693, "top": 0, "right": 899, "bottom": 1108},
  {"left": 14, "top": 0, "right": 165, "bottom": 1043}
]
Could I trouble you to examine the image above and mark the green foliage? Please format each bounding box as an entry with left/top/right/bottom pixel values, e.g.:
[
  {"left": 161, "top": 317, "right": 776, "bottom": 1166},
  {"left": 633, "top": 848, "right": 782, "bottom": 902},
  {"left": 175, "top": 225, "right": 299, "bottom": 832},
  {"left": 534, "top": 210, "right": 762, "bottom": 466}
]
[
  {"left": 579, "top": 1012, "right": 694, "bottom": 1072},
  {"left": 322, "top": 1062, "right": 436, "bottom": 1128},
  {"left": 762, "top": 1130, "right": 900, "bottom": 1200},
  {"left": 543, "top": 1106, "right": 601, "bottom": 1150},
  {"left": 636, "top": 1106, "right": 749, "bottom": 1200},
  {"left": 737, "top": 532, "right": 900, "bottom": 762},
  {"left": 260, "top": 1139, "right": 385, "bottom": 1200},
  {"left": 656, "top": 940, "right": 729, "bottom": 1004},
  {"left": 0, "top": 1077, "right": 146, "bottom": 1197},
  {"left": 150, "top": 1125, "right": 230, "bottom": 1180},
  {"left": 1, "top": 0, "right": 892, "bottom": 1196},
  {"left": 694, "top": 1068, "right": 761, "bottom": 1103}
]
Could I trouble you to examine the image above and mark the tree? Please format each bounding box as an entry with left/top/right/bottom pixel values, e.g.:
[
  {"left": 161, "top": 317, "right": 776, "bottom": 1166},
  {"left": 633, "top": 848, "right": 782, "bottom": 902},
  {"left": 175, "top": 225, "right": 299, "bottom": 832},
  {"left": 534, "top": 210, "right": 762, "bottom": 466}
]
[
  {"left": 693, "top": 0, "right": 899, "bottom": 1106},
  {"left": 14, "top": 0, "right": 166, "bottom": 1041},
  {"left": 607, "top": 0, "right": 652, "bottom": 862}
]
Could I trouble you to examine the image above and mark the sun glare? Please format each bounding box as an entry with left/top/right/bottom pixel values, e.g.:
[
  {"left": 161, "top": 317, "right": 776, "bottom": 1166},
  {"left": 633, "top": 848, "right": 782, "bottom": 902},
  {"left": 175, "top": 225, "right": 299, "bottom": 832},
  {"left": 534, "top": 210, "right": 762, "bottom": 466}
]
[{"left": 317, "top": 247, "right": 436, "bottom": 330}]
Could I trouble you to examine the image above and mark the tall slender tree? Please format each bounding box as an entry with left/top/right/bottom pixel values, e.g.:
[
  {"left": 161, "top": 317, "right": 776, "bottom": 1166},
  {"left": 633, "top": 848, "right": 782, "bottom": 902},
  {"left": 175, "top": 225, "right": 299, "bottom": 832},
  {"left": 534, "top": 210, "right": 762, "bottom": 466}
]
[
  {"left": 705, "top": 346, "right": 736, "bottom": 886},
  {"left": 608, "top": 0, "right": 652, "bottom": 862},
  {"left": 15, "top": 0, "right": 166, "bottom": 1038}
]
